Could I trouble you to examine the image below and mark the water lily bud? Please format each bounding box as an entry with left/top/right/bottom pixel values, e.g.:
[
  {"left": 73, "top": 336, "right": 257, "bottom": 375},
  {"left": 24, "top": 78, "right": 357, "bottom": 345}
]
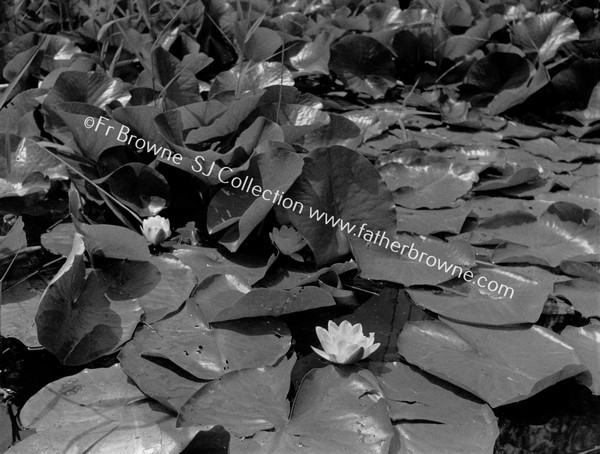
[
  {"left": 269, "top": 225, "right": 307, "bottom": 261},
  {"left": 311, "top": 320, "right": 380, "bottom": 365},
  {"left": 142, "top": 215, "right": 171, "bottom": 245}
]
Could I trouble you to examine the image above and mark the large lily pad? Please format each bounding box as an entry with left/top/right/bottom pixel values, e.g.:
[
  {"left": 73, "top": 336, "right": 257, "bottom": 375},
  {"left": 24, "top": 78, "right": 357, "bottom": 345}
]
[
  {"left": 172, "top": 245, "right": 270, "bottom": 286},
  {"left": 398, "top": 320, "right": 586, "bottom": 407},
  {"left": 75, "top": 221, "right": 151, "bottom": 262},
  {"left": 180, "top": 362, "right": 395, "bottom": 454},
  {"left": 178, "top": 355, "right": 295, "bottom": 436},
  {"left": 0, "top": 277, "right": 46, "bottom": 347},
  {"left": 470, "top": 202, "right": 600, "bottom": 266},
  {"left": 371, "top": 361, "right": 499, "bottom": 454},
  {"left": 396, "top": 205, "right": 471, "bottom": 235},
  {"left": 407, "top": 266, "right": 567, "bottom": 325},
  {"left": 191, "top": 278, "right": 335, "bottom": 323},
  {"left": 357, "top": 233, "right": 475, "bottom": 286},
  {"left": 118, "top": 341, "right": 204, "bottom": 413},
  {"left": 378, "top": 154, "right": 477, "bottom": 208},
  {"left": 35, "top": 234, "right": 143, "bottom": 365},
  {"left": 553, "top": 278, "right": 600, "bottom": 318},
  {"left": 561, "top": 325, "right": 600, "bottom": 395},
  {"left": 10, "top": 365, "right": 199, "bottom": 454},
  {"left": 133, "top": 302, "right": 291, "bottom": 380}
]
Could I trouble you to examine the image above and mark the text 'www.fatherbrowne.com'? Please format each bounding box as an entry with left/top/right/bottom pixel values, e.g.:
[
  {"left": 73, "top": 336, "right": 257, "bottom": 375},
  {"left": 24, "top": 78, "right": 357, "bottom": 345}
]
[{"left": 83, "top": 114, "right": 514, "bottom": 299}]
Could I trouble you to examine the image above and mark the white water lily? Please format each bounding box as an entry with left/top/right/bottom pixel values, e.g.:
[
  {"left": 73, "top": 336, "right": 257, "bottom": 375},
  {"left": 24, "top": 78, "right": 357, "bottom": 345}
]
[
  {"left": 142, "top": 215, "right": 171, "bottom": 245},
  {"left": 269, "top": 225, "right": 306, "bottom": 261},
  {"left": 312, "top": 320, "right": 380, "bottom": 365}
]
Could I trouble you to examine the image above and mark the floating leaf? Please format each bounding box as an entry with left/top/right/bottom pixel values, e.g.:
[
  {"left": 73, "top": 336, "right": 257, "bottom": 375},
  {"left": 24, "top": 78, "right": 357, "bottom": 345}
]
[
  {"left": 407, "top": 266, "right": 567, "bottom": 325},
  {"left": 11, "top": 365, "right": 199, "bottom": 454},
  {"left": 396, "top": 205, "right": 471, "bottom": 235},
  {"left": 398, "top": 320, "right": 586, "bottom": 407},
  {"left": 172, "top": 245, "right": 270, "bottom": 286},
  {"left": 561, "top": 325, "right": 600, "bottom": 395},
  {"left": 357, "top": 233, "right": 475, "bottom": 286},
  {"left": 553, "top": 278, "right": 600, "bottom": 318},
  {"left": 182, "top": 363, "right": 395, "bottom": 454},
  {"left": 520, "top": 137, "right": 599, "bottom": 162},
  {"left": 75, "top": 222, "right": 151, "bottom": 262},
  {"left": 192, "top": 281, "right": 335, "bottom": 323},
  {"left": 118, "top": 341, "right": 204, "bottom": 413},
  {"left": 371, "top": 361, "right": 499, "bottom": 454},
  {"left": 134, "top": 302, "right": 290, "bottom": 380},
  {"left": 378, "top": 154, "right": 477, "bottom": 209},
  {"left": 536, "top": 176, "right": 600, "bottom": 213},
  {"left": 0, "top": 216, "right": 26, "bottom": 261},
  {"left": 473, "top": 165, "right": 540, "bottom": 192},
  {"left": 470, "top": 202, "right": 600, "bottom": 266},
  {"left": 0, "top": 278, "right": 46, "bottom": 347},
  {"left": 178, "top": 356, "right": 294, "bottom": 435}
]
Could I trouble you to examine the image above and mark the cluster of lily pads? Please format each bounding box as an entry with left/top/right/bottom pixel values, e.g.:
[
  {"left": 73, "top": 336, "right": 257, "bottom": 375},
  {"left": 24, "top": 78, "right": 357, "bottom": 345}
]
[{"left": 0, "top": 0, "right": 599, "bottom": 452}]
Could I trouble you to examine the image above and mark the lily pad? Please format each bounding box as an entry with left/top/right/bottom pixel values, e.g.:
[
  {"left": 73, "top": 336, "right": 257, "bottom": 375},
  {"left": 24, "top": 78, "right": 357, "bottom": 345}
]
[
  {"left": 407, "top": 265, "right": 567, "bottom": 325},
  {"left": 553, "top": 278, "right": 600, "bottom": 318},
  {"left": 371, "top": 361, "right": 499, "bottom": 454},
  {"left": 172, "top": 245, "right": 270, "bottom": 286},
  {"left": 10, "top": 365, "right": 199, "bottom": 454},
  {"left": 396, "top": 205, "right": 471, "bottom": 235},
  {"left": 118, "top": 341, "right": 204, "bottom": 413},
  {"left": 134, "top": 302, "right": 290, "bottom": 380},
  {"left": 378, "top": 154, "right": 477, "bottom": 208},
  {"left": 357, "top": 233, "right": 475, "bottom": 286},
  {"left": 398, "top": 320, "right": 587, "bottom": 407},
  {"left": 181, "top": 362, "right": 395, "bottom": 454},
  {"left": 470, "top": 202, "right": 600, "bottom": 266},
  {"left": 329, "top": 35, "right": 396, "bottom": 99},
  {"left": 35, "top": 234, "right": 143, "bottom": 365},
  {"left": 191, "top": 279, "right": 335, "bottom": 323},
  {"left": 561, "top": 325, "right": 600, "bottom": 395}
]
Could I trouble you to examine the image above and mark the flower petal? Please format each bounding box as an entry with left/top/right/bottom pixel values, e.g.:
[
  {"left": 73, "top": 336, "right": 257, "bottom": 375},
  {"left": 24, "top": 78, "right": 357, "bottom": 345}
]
[
  {"left": 315, "top": 326, "right": 334, "bottom": 351},
  {"left": 327, "top": 320, "right": 339, "bottom": 334},
  {"left": 362, "top": 333, "right": 376, "bottom": 349},
  {"left": 312, "top": 346, "right": 334, "bottom": 362},
  {"left": 363, "top": 343, "right": 381, "bottom": 359},
  {"left": 335, "top": 346, "right": 364, "bottom": 365}
]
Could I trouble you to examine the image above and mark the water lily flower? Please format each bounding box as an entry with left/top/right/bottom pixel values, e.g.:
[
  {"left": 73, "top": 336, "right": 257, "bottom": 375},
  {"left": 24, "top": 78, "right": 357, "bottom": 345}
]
[
  {"left": 269, "top": 225, "right": 306, "bottom": 261},
  {"left": 142, "top": 215, "right": 171, "bottom": 245},
  {"left": 312, "top": 320, "right": 380, "bottom": 365}
]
